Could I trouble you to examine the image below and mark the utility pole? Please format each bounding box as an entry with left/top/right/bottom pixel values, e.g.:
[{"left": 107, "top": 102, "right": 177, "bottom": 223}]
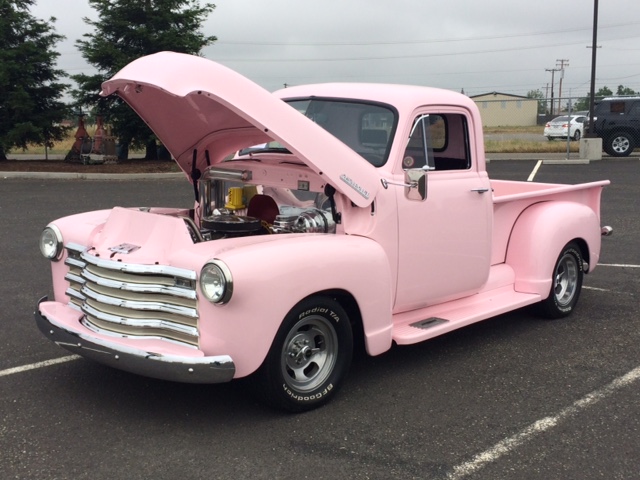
[
  {"left": 587, "top": 0, "right": 599, "bottom": 136},
  {"left": 545, "top": 68, "right": 560, "bottom": 115},
  {"left": 556, "top": 59, "right": 569, "bottom": 113}
]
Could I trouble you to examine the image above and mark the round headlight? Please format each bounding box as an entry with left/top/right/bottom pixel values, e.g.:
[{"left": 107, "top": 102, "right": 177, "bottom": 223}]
[
  {"left": 39, "top": 225, "right": 63, "bottom": 260},
  {"left": 200, "top": 261, "right": 233, "bottom": 304}
]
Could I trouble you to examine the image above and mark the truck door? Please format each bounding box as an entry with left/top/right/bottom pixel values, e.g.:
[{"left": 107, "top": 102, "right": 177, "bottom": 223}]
[{"left": 393, "top": 110, "right": 493, "bottom": 313}]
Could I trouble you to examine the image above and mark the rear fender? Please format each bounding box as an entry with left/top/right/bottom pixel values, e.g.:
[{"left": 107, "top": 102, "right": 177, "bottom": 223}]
[{"left": 506, "top": 201, "right": 601, "bottom": 298}]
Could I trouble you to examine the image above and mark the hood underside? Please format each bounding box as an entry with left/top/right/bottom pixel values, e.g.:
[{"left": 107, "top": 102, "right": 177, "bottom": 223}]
[{"left": 100, "top": 52, "right": 380, "bottom": 207}]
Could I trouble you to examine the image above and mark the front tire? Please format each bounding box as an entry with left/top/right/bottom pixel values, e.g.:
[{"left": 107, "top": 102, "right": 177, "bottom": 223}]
[
  {"left": 605, "top": 132, "right": 635, "bottom": 157},
  {"left": 255, "top": 296, "right": 353, "bottom": 412},
  {"left": 537, "top": 242, "right": 584, "bottom": 319}
]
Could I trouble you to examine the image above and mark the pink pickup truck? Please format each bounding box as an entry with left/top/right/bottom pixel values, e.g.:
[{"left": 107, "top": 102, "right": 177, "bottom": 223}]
[{"left": 36, "top": 52, "right": 611, "bottom": 412}]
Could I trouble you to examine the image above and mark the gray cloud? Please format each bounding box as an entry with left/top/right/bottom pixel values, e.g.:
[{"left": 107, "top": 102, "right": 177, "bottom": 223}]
[{"left": 32, "top": 0, "right": 640, "bottom": 97}]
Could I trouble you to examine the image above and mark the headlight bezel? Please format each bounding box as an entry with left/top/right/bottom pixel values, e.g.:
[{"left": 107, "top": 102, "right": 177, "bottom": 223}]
[
  {"left": 199, "top": 260, "right": 233, "bottom": 304},
  {"left": 39, "top": 225, "right": 64, "bottom": 261}
]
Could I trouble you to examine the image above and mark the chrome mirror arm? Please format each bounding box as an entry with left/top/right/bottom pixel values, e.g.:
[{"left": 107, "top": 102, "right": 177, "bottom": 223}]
[{"left": 381, "top": 178, "right": 417, "bottom": 190}]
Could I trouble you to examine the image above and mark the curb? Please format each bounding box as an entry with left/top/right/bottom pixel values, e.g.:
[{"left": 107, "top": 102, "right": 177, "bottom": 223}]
[
  {"left": 1, "top": 172, "right": 185, "bottom": 180},
  {"left": 542, "top": 159, "right": 591, "bottom": 165},
  {"left": 2, "top": 154, "right": 636, "bottom": 179},
  {"left": 488, "top": 158, "right": 593, "bottom": 165}
]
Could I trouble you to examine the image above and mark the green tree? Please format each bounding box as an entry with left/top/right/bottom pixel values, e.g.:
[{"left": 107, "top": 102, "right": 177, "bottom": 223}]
[
  {"left": 616, "top": 85, "right": 637, "bottom": 96},
  {"left": 526, "top": 89, "right": 546, "bottom": 114},
  {"left": 73, "top": 0, "right": 216, "bottom": 160},
  {"left": 573, "top": 86, "right": 614, "bottom": 112},
  {"left": 0, "top": 0, "right": 69, "bottom": 161}
]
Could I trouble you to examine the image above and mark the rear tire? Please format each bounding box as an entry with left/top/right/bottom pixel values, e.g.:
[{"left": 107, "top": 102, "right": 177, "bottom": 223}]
[
  {"left": 254, "top": 296, "right": 353, "bottom": 412},
  {"left": 604, "top": 132, "right": 634, "bottom": 157},
  {"left": 537, "top": 242, "right": 584, "bottom": 319}
]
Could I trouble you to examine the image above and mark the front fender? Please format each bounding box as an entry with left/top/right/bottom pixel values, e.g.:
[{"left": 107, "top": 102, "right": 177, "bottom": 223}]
[
  {"left": 197, "top": 234, "right": 393, "bottom": 377},
  {"left": 506, "top": 201, "right": 602, "bottom": 298}
]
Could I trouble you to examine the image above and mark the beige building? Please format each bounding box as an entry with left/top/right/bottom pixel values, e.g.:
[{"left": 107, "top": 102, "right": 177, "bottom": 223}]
[{"left": 470, "top": 92, "right": 538, "bottom": 127}]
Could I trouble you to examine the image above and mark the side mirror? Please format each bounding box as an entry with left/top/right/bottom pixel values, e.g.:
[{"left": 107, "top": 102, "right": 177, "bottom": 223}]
[
  {"left": 380, "top": 167, "right": 428, "bottom": 201},
  {"left": 405, "top": 168, "right": 427, "bottom": 201}
]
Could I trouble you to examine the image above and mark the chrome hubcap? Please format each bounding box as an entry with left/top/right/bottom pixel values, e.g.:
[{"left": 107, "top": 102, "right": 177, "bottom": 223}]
[
  {"left": 554, "top": 253, "right": 579, "bottom": 307},
  {"left": 281, "top": 316, "right": 337, "bottom": 392}
]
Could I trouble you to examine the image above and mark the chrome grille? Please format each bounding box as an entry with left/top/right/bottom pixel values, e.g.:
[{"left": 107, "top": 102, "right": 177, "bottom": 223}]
[
  {"left": 64, "top": 249, "right": 86, "bottom": 309},
  {"left": 64, "top": 244, "right": 199, "bottom": 347}
]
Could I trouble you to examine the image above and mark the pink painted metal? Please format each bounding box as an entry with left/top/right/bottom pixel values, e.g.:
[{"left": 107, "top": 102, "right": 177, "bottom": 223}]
[
  {"left": 100, "top": 52, "right": 380, "bottom": 208},
  {"left": 36, "top": 52, "right": 610, "bottom": 398}
]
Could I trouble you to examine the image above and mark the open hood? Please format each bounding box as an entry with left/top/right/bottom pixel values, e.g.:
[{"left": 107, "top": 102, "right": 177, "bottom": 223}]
[{"left": 101, "top": 52, "right": 380, "bottom": 207}]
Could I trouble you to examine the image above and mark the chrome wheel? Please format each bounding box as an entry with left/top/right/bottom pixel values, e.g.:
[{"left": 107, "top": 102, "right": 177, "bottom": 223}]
[
  {"left": 537, "top": 242, "right": 584, "bottom": 319},
  {"left": 255, "top": 296, "right": 353, "bottom": 412},
  {"left": 281, "top": 315, "right": 338, "bottom": 392},
  {"left": 553, "top": 252, "right": 579, "bottom": 307}
]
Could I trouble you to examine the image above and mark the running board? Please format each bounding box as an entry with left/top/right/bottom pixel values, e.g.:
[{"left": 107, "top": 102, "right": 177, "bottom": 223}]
[{"left": 392, "top": 286, "right": 541, "bottom": 345}]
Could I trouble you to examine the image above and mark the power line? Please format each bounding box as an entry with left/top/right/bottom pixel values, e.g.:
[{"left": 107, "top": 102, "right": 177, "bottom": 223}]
[
  {"left": 211, "top": 32, "right": 640, "bottom": 63},
  {"left": 215, "top": 21, "right": 640, "bottom": 46}
]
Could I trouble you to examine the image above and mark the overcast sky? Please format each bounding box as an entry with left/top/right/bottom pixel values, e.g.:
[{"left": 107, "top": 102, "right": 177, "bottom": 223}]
[{"left": 32, "top": 0, "right": 640, "bottom": 99}]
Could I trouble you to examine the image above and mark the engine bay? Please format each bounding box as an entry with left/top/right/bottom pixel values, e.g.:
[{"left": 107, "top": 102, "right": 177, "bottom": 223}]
[{"left": 193, "top": 165, "right": 337, "bottom": 241}]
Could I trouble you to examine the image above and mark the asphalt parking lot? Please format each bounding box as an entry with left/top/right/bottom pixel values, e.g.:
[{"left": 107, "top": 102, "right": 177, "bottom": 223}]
[{"left": 1, "top": 158, "right": 638, "bottom": 480}]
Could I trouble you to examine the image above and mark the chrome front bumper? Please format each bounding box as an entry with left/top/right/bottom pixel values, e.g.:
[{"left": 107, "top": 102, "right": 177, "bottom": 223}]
[{"left": 35, "top": 297, "right": 235, "bottom": 384}]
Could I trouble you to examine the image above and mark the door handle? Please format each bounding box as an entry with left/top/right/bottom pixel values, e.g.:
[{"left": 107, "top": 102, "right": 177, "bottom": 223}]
[{"left": 470, "top": 188, "right": 490, "bottom": 194}]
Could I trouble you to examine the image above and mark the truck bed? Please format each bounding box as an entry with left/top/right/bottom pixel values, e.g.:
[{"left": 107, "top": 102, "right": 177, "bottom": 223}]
[
  {"left": 491, "top": 179, "right": 609, "bottom": 204},
  {"left": 490, "top": 179, "right": 609, "bottom": 266}
]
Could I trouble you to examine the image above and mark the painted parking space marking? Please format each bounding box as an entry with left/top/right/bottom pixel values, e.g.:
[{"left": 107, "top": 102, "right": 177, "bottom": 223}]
[
  {"left": 447, "top": 365, "right": 640, "bottom": 479},
  {"left": 2, "top": 259, "right": 635, "bottom": 476},
  {"left": 0, "top": 355, "right": 79, "bottom": 378},
  {"left": 598, "top": 263, "right": 640, "bottom": 268},
  {"left": 527, "top": 160, "right": 543, "bottom": 182}
]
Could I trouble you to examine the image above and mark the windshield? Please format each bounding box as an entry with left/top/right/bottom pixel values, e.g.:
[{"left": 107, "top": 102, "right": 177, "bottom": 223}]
[{"left": 285, "top": 98, "right": 397, "bottom": 167}]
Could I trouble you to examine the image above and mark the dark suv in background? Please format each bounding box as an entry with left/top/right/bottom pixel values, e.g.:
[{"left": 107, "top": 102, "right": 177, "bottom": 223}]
[{"left": 592, "top": 97, "right": 640, "bottom": 156}]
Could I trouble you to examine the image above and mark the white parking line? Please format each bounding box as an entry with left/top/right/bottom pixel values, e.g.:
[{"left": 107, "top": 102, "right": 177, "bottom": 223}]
[
  {"left": 0, "top": 355, "right": 79, "bottom": 378},
  {"left": 583, "top": 286, "right": 610, "bottom": 292},
  {"left": 527, "top": 160, "right": 543, "bottom": 182},
  {"left": 598, "top": 263, "right": 640, "bottom": 268},
  {"left": 447, "top": 365, "right": 640, "bottom": 479}
]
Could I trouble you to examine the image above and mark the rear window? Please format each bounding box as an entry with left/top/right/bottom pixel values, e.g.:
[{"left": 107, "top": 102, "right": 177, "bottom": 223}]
[{"left": 609, "top": 101, "right": 626, "bottom": 114}]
